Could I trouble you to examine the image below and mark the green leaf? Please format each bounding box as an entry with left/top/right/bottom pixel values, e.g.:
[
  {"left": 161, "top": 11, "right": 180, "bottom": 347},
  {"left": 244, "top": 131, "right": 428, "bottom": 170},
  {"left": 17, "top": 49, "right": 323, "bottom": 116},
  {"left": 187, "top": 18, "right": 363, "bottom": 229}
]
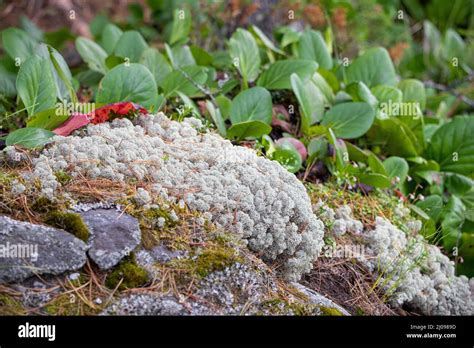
[
  {"left": 368, "top": 153, "right": 388, "bottom": 176},
  {"left": 96, "top": 63, "right": 158, "bottom": 110},
  {"left": 140, "top": 48, "right": 172, "bottom": 87},
  {"left": 1, "top": 28, "right": 37, "bottom": 63},
  {"left": 251, "top": 25, "right": 285, "bottom": 55},
  {"left": 345, "top": 82, "right": 377, "bottom": 108},
  {"left": 169, "top": 8, "right": 191, "bottom": 45},
  {"left": 291, "top": 73, "right": 325, "bottom": 132},
  {"left": 346, "top": 47, "right": 396, "bottom": 87},
  {"left": 321, "top": 102, "right": 375, "bottom": 139},
  {"left": 26, "top": 108, "right": 69, "bottom": 130},
  {"left": 75, "top": 37, "right": 108, "bottom": 74},
  {"left": 229, "top": 29, "right": 260, "bottom": 85},
  {"left": 36, "top": 44, "right": 75, "bottom": 103},
  {"left": 89, "top": 14, "right": 109, "bottom": 38},
  {"left": 445, "top": 173, "right": 473, "bottom": 196},
  {"left": 426, "top": 115, "right": 474, "bottom": 175},
  {"left": 398, "top": 79, "right": 426, "bottom": 113},
  {"left": 383, "top": 156, "right": 409, "bottom": 183},
  {"left": 457, "top": 233, "right": 474, "bottom": 277},
  {"left": 358, "top": 173, "right": 391, "bottom": 188},
  {"left": 205, "top": 100, "right": 226, "bottom": 136},
  {"left": 257, "top": 59, "right": 318, "bottom": 90},
  {"left": 100, "top": 23, "right": 123, "bottom": 54},
  {"left": 114, "top": 30, "right": 148, "bottom": 63},
  {"left": 371, "top": 85, "right": 402, "bottom": 105},
  {"left": 308, "top": 137, "right": 328, "bottom": 163},
  {"left": 160, "top": 66, "right": 208, "bottom": 97},
  {"left": 190, "top": 45, "right": 213, "bottom": 66},
  {"left": 0, "top": 64, "right": 17, "bottom": 97},
  {"left": 312, "top": 72, "right": 335, "bottom": 105},
  {"left": 229, "top": 87, "right": 272, "bottom": 124},
  {"left": 227, "top": 120, "right": 271, "bottom": 141},
  {"left": 345, "top": 141, "right": 368, "bottom": 162},
  {"left": 5, "top": 127, "right": 55, "bottom": 149},
  {"left": 441, "top": 195, "right": 465, "bottom": 252},
  {"left": 460, "top": 188, "right": 474, "bottom": 222},
  {"left": 16, "top": 55, "right": 57, "bottom": 116},
  {"left": 20, "top": 16, "right": 43, "bottom": 41},
  {"left": 366, "top": 118, "right": 419, "bottom": 157},
  {"left": 416, "top": 195, "right": 443, "bottom": 222},
  {"left": 273, "top": 142, "right": 303, "bottom": 173},
  {"left": 297, "top": 30, "right": 332, "bottom": 70},
  {"left": 215, "top": 95, "right": 232, "bottom": 120},
  {"left": 167, "top": 45, "right": 195, "bottom": 68}
]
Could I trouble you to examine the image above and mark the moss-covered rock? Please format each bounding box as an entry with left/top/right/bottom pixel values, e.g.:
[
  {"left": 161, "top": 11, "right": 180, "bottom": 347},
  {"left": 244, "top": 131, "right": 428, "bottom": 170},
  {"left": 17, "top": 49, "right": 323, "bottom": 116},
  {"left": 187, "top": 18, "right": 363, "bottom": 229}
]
[
  {"left": 45, "top": 211, "right": 89, "bottom": 242},
  {"left": 105, "top": 254, "right": 149, "bottom": 290}
]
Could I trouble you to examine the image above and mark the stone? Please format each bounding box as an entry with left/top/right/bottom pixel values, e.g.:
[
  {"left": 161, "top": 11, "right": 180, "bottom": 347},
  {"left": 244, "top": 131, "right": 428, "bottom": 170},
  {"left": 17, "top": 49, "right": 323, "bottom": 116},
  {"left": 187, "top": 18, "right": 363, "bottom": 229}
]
[
  {"left": 80, "top": 209, "right": 141, "bottom": 270},
  {"left": 291, "top": 283, "right": 351, "bottom": 316},
  {"left": 0, "top": 215, "right": 87, "bottom": 283}
]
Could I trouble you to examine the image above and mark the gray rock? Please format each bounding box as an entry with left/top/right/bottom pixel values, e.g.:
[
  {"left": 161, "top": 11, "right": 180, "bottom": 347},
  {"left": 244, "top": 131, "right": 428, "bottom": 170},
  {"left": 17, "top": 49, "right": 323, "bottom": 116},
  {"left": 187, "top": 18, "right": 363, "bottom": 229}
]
[
  {"left": 0, "top": 215, "right": 87, "bottom": 283},
  {"left": 101, "top": 294, "right": 186, "bottom": 315},
  {"left": 80, "top": 209, "right": 141, "bottom": 270},
  {"left": 291, "top": 282, "right": 351, "bottom": 316},
  {"left": 149, "top": 244, "right": 186, "bottom": 263}
]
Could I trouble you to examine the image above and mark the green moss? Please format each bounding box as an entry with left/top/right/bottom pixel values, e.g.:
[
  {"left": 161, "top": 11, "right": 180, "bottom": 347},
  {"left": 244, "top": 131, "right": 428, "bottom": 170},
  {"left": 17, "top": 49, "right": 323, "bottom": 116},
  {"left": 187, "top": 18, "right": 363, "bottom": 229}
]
[
  {"left": 0, "top": 294, "right": 27, "bottom": 315},
  {"left": 45, "top": 211, "right": 89, "bottom": 242},
  {"left": 105, "top": 254, "right": 149, "bottom": 290},
  {"left": 169, "top": 245, "right": 241, "bottom": 280},
  {"left": 260, "top": 298, "right": 317, "bottom": 316},
  {"left": 194, "top": 248, "right": 239, "bottom": 277},
  {"left": 30, "top": 196, "right": 60, "bottom": 214},
  {"left": 43, "top": 293, "right": 101, "bottom": 316},
  {"left": 318, "top": 305, "right": 344, "bottom": 316},
  {"left": 55, "top": 171, "right": 72, "bottom": 185}
]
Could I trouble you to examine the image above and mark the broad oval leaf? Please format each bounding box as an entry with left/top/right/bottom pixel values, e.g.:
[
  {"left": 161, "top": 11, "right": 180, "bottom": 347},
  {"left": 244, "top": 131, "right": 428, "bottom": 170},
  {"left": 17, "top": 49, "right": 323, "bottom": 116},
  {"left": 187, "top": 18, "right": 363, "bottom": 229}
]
[
  {"left": 416, "top": 195, "right": 443, "bottom": 222},
  {"left": 291, "top": 73, "right": 325, "bottom": 132},
  {"left": 2, "top": 28, "right": 37, "bottom": 63},
  {"left": 36, "top": 44, "right": 74, "bottom": 102},
  {"left": 398, "top": 79, "right": 426, "bottom": 113},
  {"left": 169, "top": 8, "right": 191, "bottom": 45},
  {"left": 251, "top": 25, "right": 285, "bottom": 55},
  {"left": 229, "top": 87, "right": 272, "bottom": 124},
  {"left": 321, "top": 102, "right": 375, "bottom": 139},
  {"left": 227, "top": 120, "right": 271, "bottom": 140},
  {"left": 75, "top": 37, "right": 108, "bottom": 74},
  {"left": 426, "top": 115, "right": 474, "bottom": 175},
  {"left": 229, "top": 28, "right": 260, "bottom": 84},
  {"left": 273, "top": 142, "right": 303, "bottom": 173},
  {"left": 16, "top": 55, "right": 57, "bottom": 116},
  {"left": 100, "top": 23, "right": 123, "bottom": 54},
  {"left": 346, "top": 47, "right": 396, "bottom": 87},
  {"left": 160, "top": 66, "right": 208, "bottom": 97},
  {"left": 140, "top": 48, "right": 172, "bottom": 87},
  {"left": 6, "top": 127, "right": 55, "bottom": 149},
  {"left": 114, "top": 30, "right": 148, "bottom": 63},
  {"left": 96, "top": 63, "right": 158, "bottom": 110},
  {"left": 383, "top": 156, "right": 409, "bottom": 183},
  {"left": 297, "top": 30, "right": 332, "bottom": 70},
  {"left": 257, "top": 59, "right": 318, "bottom": 90}
]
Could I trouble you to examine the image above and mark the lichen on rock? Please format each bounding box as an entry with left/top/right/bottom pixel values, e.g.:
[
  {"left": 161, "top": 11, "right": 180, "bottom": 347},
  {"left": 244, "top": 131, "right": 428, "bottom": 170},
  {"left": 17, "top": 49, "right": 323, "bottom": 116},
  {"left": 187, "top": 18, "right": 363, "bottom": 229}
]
[{"left": 29, "top": 113, "right": 325, "bottom": 281}]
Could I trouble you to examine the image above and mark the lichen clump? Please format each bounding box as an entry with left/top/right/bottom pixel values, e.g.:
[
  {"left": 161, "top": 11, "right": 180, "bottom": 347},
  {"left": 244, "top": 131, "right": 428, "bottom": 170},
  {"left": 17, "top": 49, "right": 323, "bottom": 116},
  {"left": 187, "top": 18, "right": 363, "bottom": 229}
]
[
  {"left": 364, "top": 217, "right": 473, "bottom": 315},
  {"left": 28, "top": 113, "right": 325, "bottom": 281}
]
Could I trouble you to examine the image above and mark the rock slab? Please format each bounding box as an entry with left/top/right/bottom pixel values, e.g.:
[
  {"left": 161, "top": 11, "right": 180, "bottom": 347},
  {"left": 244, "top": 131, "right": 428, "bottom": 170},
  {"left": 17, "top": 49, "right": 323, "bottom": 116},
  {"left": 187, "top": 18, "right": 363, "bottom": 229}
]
[
  {"left": 80, "top": 209, "right": 141, "bottom": 270},
  {"left": 0, "top": 215, "right": 87, "bottom": 283}
]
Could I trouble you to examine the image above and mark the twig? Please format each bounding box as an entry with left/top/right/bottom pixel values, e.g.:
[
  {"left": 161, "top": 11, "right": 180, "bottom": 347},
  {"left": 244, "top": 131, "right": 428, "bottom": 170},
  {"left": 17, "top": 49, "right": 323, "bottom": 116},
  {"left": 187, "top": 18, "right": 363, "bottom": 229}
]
[{"left": 423, "top": 80, "right": 474, "bottom": 108}]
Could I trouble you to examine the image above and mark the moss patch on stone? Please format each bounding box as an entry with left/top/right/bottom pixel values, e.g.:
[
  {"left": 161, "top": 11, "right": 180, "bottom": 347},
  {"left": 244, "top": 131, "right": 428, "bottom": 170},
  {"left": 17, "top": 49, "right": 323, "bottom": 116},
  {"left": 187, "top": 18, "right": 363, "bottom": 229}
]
[
  {"left": 105, "top": 254, "right": 149, "bottom": 290},
  {"left": 45, "top": 211, "right": 89, "bottom": 241}
]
